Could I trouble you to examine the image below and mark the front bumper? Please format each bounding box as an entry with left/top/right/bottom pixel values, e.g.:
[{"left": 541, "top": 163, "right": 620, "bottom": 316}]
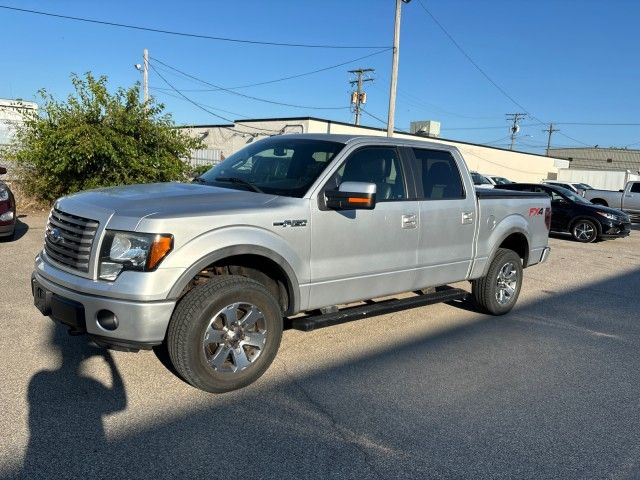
[
  {"left": 0, "top": 221, "right": 14, "bottom": 237},
  {"left": 599, "top": 220, "right": 631, "bottom": 239},
  {"left": 32, "top": 271, "right": 175, "bottom": 350}
]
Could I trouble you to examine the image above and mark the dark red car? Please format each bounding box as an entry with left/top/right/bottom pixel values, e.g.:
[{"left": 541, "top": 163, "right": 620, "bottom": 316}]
[{"left": 0, "top": 166, "right": 16, "bottom": 239}]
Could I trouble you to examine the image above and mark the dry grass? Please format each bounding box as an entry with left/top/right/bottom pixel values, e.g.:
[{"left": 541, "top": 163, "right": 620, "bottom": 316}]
[{"left": 5, "top": 180, "right": 51, "bottom": 214}]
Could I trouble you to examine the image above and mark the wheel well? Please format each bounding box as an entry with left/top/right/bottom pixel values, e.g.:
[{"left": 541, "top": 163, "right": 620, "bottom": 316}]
[
  {"left": 590, "top": 198, "right": 608, "bottom": 206},
  {"left": 180, "top": 254, "right": 292, "bottom": 315},
  {"left": 499, "top": 233, "right": 529, "bottom": 266}
]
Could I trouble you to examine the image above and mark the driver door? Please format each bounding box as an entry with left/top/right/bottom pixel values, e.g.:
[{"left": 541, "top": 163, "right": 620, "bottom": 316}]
[{"left": 308, "top": 146, "right": 419, "bottom": 310}]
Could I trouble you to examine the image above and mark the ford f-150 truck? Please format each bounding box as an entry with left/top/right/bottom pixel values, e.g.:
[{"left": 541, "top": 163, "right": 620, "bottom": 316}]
[
  {"left": 584, "top": 181, "right": 640, "bottom": 216},
  {"left": 32, "top": 134, "right": 551, "bottom": 392}
]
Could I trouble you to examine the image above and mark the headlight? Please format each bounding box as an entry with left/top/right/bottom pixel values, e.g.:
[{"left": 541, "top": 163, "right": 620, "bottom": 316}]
[
  {"left": 596, "top": 211, "right": 618, "bottom": 221},
  {"left": 99, "top": 231, "right": 173, "bottom": 281},
  {"left": 0, "top": 188, "right": 8, "bottom": 202}
]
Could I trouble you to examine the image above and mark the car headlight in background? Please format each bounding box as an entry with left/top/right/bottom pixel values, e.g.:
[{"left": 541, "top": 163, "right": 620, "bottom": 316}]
[
  {"left": 596, "top": 211, "right": 619, "bottom": 221},
  {"left": 0, "top": 188, "right": 9, "bottom": 202},
  {"left": 0, "top": 211, "right": 14, "bottom": 222},
  {"left": 99, "top": 231, "right": 173, "bottom": 281}
]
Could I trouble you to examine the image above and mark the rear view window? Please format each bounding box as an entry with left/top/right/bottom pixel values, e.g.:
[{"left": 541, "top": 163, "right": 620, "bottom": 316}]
[
  {"left": 631, "top": 182, "right": 640, "bottom": 193},
  {"left": 413, "top": 148, "right": 464, "bottom": 200}
]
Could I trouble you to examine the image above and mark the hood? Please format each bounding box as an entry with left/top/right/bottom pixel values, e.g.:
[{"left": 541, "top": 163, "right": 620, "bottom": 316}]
[
  {"left": 584, "top": 202, "right": 629, "bottom": 219},
  {"left": 58, "top": 182, "right": 278, "bottom": 219}
]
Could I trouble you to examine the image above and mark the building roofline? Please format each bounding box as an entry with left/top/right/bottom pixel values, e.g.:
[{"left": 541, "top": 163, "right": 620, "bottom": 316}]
[{"left": 177, "top": 115, "right": 561, "bottom": 160}]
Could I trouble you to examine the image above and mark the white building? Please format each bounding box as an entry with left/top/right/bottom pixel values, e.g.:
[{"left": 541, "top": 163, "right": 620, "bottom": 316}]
[
  {"left": 0, "top": 98, "right": 37, "bottom": 147},
  {"left": 179, "top": 116, "right": 568, "bottom": 183}
]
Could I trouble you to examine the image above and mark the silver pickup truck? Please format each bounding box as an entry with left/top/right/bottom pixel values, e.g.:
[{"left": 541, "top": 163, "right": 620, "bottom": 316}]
[
  {"left": 584, "top": 181, "right": 640, "bottom": 216},
  {"left": 32, "top": 134, "right": 551, "bottom": 392}
]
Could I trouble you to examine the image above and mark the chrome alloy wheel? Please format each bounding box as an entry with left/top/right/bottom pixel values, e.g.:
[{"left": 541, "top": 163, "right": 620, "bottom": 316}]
[
  {"left": 574, "top": 222, "right": 595, "bottom": 241},
  {"left": 202, "top": 302, "right": 267, "bottom": 373},
  {"left": 495, "top": 262, "right": 518, "bottom": 306}
]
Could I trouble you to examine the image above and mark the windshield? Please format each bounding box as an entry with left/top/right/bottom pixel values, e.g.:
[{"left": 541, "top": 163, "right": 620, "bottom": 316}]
[
  {"left": 492, "top": 176, "right": 511, "bottom": 185},
  {"left": 555, "top": 186, "right": 592, "bottom": 204},
  {"left": 198, "top": 138, "right": 345, "bottom": 197},
  {"left": 576, "top": 183, "right": 593, "bottom": 190},
  {"left": 471, "top": 172, "right": 492, "bottom": 185}
]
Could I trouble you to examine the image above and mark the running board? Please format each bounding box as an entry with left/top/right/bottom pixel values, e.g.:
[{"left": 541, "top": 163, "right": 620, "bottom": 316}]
[{"left": 290, "top": 287, "right": 469, "bottom": 332}]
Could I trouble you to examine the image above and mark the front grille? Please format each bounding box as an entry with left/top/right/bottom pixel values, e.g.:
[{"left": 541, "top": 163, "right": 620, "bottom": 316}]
[{"left": 44, "top": 208, "right": 99, "bottom": 273}]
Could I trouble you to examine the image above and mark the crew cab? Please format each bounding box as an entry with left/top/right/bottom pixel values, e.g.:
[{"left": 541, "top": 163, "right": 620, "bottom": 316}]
[
  {"left": 498, "top": 183, "right": 631, "bottom": 242},
  {"left": 31, "top": 134, "right": 551, "bottom": 392},
  {"left": 584, "top": 181, "right": 640, "bottom": 216}
]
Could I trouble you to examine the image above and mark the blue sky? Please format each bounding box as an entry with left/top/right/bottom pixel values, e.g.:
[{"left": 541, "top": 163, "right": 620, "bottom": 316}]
[{"left": 1, "top": 0, "right": 639, "bottom": 153}]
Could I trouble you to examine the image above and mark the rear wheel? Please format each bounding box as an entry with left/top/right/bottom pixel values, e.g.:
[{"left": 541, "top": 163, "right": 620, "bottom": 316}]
[
  {"left": 571, "top": 219, "right": 598, "bottom": 243},
  {"left": 472, "top": 248, "right": 523, "bottom": 315},
  {"left": 167, "top": 275, "right": 283, "bottom": 393}
]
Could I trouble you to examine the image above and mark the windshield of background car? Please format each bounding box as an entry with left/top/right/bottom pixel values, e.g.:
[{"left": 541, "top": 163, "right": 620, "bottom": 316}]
[
  {"left": 198, "top": 138, "right": 345, "bottom": 197},
  {"left": 576, "top": 183, "right": 593, "bottom": 190},
  {"left": 471, "top": 172, "right": 492, "bottom": 185},
  {"left": 554, "top": 186, "right": 592, "bottom": 204},
  {"left": 492, "top": 177, "right": 511, "bottom": 185}
]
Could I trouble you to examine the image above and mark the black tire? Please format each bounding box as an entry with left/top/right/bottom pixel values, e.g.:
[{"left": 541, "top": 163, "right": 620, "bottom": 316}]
[
  {"left": 472, "top": 248, "right": 523, "bottom": 315},
  {"left": 571, "top": 219, "right": 598, "bottom": 243},
  {"left": 167, "top": 275, "right": 283, "bottom": 393}
]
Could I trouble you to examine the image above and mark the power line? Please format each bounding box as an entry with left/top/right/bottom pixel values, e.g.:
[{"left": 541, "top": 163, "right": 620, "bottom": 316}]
[
  {"left": 416, "top": 0, "right": 534, "bottom": 117},
  {"left": 150, "top": 87, "right": 249, "bottom": 118},
  {"left": 0, "top": 4, "right": 389, "bottom": 49},
  {"left": 153, "top": 49, "right": 391, "bottom": 92},
  {"left": 415, "top": 1, "right": 600, "bottom": 149},
  {"left": 150, "top": 57, "right": 350, "bottom": 111},
  {"left": 148, "top": 63, "right": 280, "bottom": 134},
  {"left": 361, "top": 108, "right": 407, "bottom": 132}
]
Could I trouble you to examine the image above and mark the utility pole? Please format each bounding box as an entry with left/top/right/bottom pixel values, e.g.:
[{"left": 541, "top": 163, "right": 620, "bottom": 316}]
[
  {"left": 143, "top": 48, "right": 149, "bottom": 104},
  {"left": 387, "top": 0, "right": 411, "bottom": 137},
  {"left": 543, "top": 123, "right": 560, "bottom": 155},
  {"left": 506, "top": 113, "right": 527, "bottom": 150},
  {"left": 349, "top": 68, "right": 374, "bottom": 125}
]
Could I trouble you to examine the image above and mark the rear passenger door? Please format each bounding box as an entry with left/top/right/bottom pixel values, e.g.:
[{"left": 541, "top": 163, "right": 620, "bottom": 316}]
[{"left": 409, "top": 147, "right": 476, "bottom": 287}]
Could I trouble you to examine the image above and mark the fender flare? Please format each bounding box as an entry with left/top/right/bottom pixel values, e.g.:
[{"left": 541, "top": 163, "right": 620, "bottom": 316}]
[{"left": 167, "top": 244, "right": 301, "bottom": 315}]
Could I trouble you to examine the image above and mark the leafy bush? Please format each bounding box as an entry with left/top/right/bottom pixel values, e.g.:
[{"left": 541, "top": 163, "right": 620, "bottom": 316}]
[{"left": 3, "top": 73, "right": 202, "bottom": 202}]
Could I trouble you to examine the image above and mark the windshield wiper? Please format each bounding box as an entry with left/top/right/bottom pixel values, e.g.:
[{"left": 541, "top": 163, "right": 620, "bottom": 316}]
[{"left": 214, "top": 176, "right": 264, "bottom": 194}]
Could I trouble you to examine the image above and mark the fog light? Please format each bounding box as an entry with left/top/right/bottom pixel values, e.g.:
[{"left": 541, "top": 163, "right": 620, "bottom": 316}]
[
  {"left": 0, "top": 211, "right": 14, "bottom": 222},
  {"left": 97, "top": 310, "right": 118, "bottom": 331}
]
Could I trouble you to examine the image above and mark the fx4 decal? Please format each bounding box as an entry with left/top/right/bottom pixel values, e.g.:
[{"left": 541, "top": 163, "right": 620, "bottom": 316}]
[{"left": 529, "top": 207, "right": 545, "bottom": 216}]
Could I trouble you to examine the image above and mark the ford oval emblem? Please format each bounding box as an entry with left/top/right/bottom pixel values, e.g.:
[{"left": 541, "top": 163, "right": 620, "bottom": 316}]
[{"left": 47, "top": 227, "right": 63, "bottom": 244}]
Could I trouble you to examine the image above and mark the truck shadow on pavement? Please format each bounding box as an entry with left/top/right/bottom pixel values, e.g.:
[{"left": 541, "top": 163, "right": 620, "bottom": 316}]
[
  {"left": 12, "top": 267, "right": 640, "bottom": 480},
  {"left": 20, "top": 326, "right": 127, "bottom": 478}
]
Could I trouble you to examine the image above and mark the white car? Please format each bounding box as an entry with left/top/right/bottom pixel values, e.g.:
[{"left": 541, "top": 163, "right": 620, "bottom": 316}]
[
  {"left": 487, "top": 175, "right": 513, "bottom": 186},
  {"left": 471, "top": 171, "right": 494, "bottom": 189},
  {"left": 543, "top": 180, "right": 592, "bottom": 195}
]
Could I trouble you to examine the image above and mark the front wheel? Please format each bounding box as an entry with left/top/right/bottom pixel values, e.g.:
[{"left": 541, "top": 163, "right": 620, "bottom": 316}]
[
  {"left": 572, "top": 219, "right": 598, "bottom": 243},
  {"left": 167, "top": 275, "right": 283, "bottom": 393},
  {"left": 472, "top": 248, "right": 523, "bottom": 315}
]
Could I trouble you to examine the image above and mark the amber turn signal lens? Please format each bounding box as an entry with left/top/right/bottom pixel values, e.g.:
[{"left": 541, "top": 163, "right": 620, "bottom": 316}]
[
  {"left": 147, "top": 234, "right": 173, "bottom": 270},
  {"left": 348, "top": 197, "right": 371, "bottom": 204}
]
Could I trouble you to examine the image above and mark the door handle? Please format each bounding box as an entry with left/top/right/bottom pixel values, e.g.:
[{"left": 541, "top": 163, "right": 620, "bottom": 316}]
[
  {"left": 402, "top": 214, "right": 417, "bottom": 229},
  {"left": 462, "top": 211, "right": 474, "bottom": 224}
]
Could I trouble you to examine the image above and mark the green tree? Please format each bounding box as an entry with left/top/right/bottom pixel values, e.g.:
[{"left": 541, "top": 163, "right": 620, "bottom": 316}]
[{"left": 4, "top": 72, "right": 202, "bottom": 202}]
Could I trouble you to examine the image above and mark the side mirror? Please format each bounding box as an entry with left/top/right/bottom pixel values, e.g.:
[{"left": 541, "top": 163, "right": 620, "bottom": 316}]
[
  {"left": 619, "top": 189, "right": 624, "bottom": 192},
  {"left": 0, "top": 167, "right": 6, "bottom": 175},
  {"left": 325, "top": 181, "right": 376, "bottom": 210}
]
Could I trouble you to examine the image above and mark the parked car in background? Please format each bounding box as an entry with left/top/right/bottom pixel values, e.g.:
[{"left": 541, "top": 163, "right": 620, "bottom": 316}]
[
  {"left": 583, "top": 181, "right": 640, "bottom": 217},
  {"left": 543, "top": 180, "right": 588, "bottom": 195},
  {"left": 470, "top": 171, "right": 494, "bottom": 189},
  {"left": 498, "top": 183, "right": 631, "bottom": 243},
  {"left": 0, "top": 166, "right": 16, "bottom": 240},
  {"left": 488, "top": 175, "right": 513, "bottom": 185}
]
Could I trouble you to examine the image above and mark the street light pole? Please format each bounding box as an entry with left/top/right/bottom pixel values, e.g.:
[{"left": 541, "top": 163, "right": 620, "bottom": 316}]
[
  {"left": 143, "top": 48, "right": 149, "bottom": 105},
  {"left": 386, "top": 0, "right": 405, "bottom": 137}
]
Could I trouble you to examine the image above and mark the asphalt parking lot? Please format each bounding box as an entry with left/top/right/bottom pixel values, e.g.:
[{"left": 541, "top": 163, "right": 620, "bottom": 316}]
[{"left": 1, "top": 214, "right": 640, "bottom": 480}]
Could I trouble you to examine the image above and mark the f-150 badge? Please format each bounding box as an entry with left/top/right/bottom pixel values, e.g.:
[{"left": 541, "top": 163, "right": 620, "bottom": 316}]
[{"left": 273, "top": 219, "right": 308, "bottom": 227}]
